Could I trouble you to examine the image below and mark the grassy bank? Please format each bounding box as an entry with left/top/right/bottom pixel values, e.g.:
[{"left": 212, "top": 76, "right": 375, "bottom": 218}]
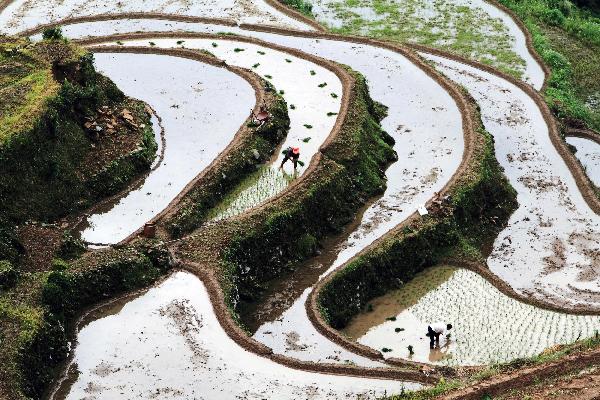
[
  {"left": 316, "top": 94, "right": 517, "bottom": 330},
  {"left": 177, "top": 66, "right": 396, "bottom": 321},
  {"left": 0, "top": 35, "right": 157, "bottom": 226},
  {"left": 498, "top": 0, "right": 600, "bottom": 131}
]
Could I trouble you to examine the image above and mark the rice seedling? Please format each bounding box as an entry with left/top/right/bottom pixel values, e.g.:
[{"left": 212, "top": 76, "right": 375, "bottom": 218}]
[
  {"left": 310, "top": 70, "right": 316, "bottom": 75},
  {"left": 177, "top": 40, "right": 185, "bottom": 45},
  {"left": 318, "top": 82, "right": 328, "bottom": 88},
  {"left": 234, "top": 48, "right": 245, "bottom": 52},
  {"left": 149, "top": 42, "right": 156, "bottom": 46},
  {"left": 208, "top": 166, "right": 294, "bottom": 221},
  {"left": 212, "top": 42, "right": 218, "bottom": 47},
  {"left": 257, "top": 50, "right": 266, "bottom": 55},
  {"left": 252, "top": 63, "right": 260, "bottom": 69},
  {"left": 327, "top": 112, "right": 338, "bottom": 116},
  {"left": 279, "top": 90, "right": 285, "bottom": 95},
  {"left": 331, "top": 93, "right": 338, "bottom": 98},
  {"left": 302, "top": 137, "right": 311, "bottom": 143},
  {"left": 303, "top": 124, "right": 313, "bottom": 129},
  {"left": 285, "top": 58, "right": 292, "bottom": 63},
  {"left": 116, "top": 41, "right": 123, "bottom": 45},
  {"left": 289, "top": 104, "right": 296, "bottom": 110},
  {"left": 264, "top": 75, "right": 272, "bottom": 79}
]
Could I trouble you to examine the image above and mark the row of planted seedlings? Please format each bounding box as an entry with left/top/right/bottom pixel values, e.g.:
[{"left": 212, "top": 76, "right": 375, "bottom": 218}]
[
  {"left": 311, "top": 91, "right": 519, "bottom": 369},
  {"left": 0, "top": 53, "right": 292, "bottom": 400}
]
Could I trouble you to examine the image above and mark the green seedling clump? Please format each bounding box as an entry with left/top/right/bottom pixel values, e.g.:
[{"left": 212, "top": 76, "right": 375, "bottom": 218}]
[
  {"left": 302, "top": 137, "right": 311, "bottom": 143},
  {"left": 253, "top": 63, "right": 260, "bottom": 69},
  {"left": 303, "top": 124, "right": 313, "bottom": 129},
  {"left": 234, "top": 48, "right": 245, "bottom": 52},
  {"left": 331, "top": 93, "right": 338, "bottom": 98},
  {"left": 318, "top": 82, "right": 328, "bottom": 88}
]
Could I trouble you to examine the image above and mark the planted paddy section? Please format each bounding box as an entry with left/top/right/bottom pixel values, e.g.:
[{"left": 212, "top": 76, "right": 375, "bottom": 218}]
[
  {"left": 51, "top": 271, "right": 422, "bottom": 399},
  {"left": 95, "top": 37, "right": 343, "bottom": 221},
  {"left": 566, "top": 135, "right": 600, "bottom": 188},
  {"left": 305, "top": 0, "right": 545, "bottom": 87},
  {"left": 75, "top": 52, "right": 255, "bottom": 245},
  {"left": 0, "top": 0, "right": 310, "bottom": 35},
  {"left": 421, "top": 53, "right": 600, "bottom": 310},
  {"left": 343, "top": 266, "right": 600, "bottom": 366}
]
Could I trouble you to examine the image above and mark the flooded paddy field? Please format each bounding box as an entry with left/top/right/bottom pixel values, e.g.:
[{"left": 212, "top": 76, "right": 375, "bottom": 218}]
[
  {"left": 51, "top": 271, "right": 421, "bottom": 399},
  {"left": 344, "top": 266, "right": 600, "bottom": 366}
]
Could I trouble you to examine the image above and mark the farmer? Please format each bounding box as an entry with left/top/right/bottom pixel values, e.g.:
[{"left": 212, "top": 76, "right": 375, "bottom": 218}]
[
  {"left": 426, "top": 322, "right": 452, "bottom": 349},
  {"left": 279, "top": 146, "right": 300, "bottom": 171}
]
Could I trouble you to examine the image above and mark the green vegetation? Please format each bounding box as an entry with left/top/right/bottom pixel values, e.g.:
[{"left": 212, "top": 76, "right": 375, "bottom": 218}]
[
  {"left": 498, "top": 0, "right": 600, "bottom": 130},
  {"left": 279, "top": 0, "right": 315, "bottom": 17},
  {"left": 0, "top": 37, "right": 156, "bottom": 226},
  {"left": 0, "top": 244, "right": 171, "bottom": 400},
  {"left": 320, "top": 0, "right": 526, "bottom": 77}
]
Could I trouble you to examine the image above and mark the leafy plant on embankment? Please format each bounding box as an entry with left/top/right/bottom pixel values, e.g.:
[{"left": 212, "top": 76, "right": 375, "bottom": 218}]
[{"left": 317, "top": 93, "right": 518, "bottom": 329}]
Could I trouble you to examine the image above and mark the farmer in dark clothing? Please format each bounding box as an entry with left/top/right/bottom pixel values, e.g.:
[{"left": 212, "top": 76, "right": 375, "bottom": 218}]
[
  {"left": 426, "top": 322, "right": 452, "bottom": 349},
  {"left": 279, "top": 146, "right": 300, "bottom": 171}
]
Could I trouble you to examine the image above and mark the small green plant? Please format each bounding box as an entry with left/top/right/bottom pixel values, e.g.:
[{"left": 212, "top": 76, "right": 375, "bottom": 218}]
[
  {"left": 264, "top": 74, "right": 272, "bottom": 79},
  {"left": 149, "top": 41, "right": 156, "bottom": 46},
  {"left": 234, "top": 48, "right": 245, "bottom": 52},
  {"left": 318, "top": 82, "right": 327, "bottom": 88},
  {"left": 327, "top": 112, "right": 338, "bottom": 116},
  {"left": 385, "top": 316, "right": 397, "bottom": 321},
  {"left": 285, "top": 58, "right": 292, "bottom": 63},
  {"left": 116, "top": 40, "right": 123, "bottom": 45},
  {"left": 303, "top": 124, "right": 313, "bottom": 129},
  {"left": 395, "top": 327, "right": 405, "bottom": 332},
  {"left": 289, "top": 104, "right": 296, "bottom": 110},
  {"left": 310, "top": 70, "right": 316, "bottom": 75},
  {"left": 302, "top": 137, "right": 311, "bottom": 143},
  {"left": 381, "top": 347, "right": 393, "bottom": 353},
  {"left": 257, "top": 50, "right": 265, "bottom": 55},
  {"left": 330, "top": 93, "right": 338, "bottom": 98},
  {"left": 212, "top": 42, "right": 218, "bottom": 47},
  {"left": 51, "top": 258, "right": 70, "bottom": 271},
  {"left": 177, "top": 40, "right": 185, "bottom": 45},
  {"left": 252, "top": 63, "right": 260, "bottom": 68},
  {"left": 279, "top": 90, "right": 285, "bottom": 95},
  {"left": 42, "top": 26, "right": 64, "bottom": 40}
]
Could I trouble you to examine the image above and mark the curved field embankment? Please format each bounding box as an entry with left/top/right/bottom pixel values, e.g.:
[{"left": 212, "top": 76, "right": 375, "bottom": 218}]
[{"left": 5, "top": 0, "right": 600, "bottom": 397}]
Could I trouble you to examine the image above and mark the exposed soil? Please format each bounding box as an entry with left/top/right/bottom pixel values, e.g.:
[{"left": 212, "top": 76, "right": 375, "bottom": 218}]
[{"left": 16, "top": 224, "right": 63, "bottom": 272}]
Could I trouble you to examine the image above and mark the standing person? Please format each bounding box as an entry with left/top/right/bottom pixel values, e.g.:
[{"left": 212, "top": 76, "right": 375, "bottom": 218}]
[
  {"left": 426, "top": 322, "right": 452, "bottom": 349},
  {"left": 279, "top": 146, "right": 300, "bottom": 171}
]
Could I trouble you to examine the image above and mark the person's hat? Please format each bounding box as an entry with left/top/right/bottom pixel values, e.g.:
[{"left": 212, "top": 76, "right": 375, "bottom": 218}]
[{"left": 292, "top": 147, "right": 300, "bottom": 155}]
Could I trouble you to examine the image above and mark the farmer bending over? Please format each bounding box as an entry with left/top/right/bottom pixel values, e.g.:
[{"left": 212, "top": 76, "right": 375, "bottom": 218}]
[
  {"left": 279, "top": 146, "right": 300, "bottom": 171},
  {"left": 426, "top": 322, "right": 452, "bottom": 349}
]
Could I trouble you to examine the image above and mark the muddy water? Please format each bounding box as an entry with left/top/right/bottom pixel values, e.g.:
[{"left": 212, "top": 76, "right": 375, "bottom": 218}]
[
  {"left": 566, "top": 136, "right": 600, "bottom": 187},
  {"left": 344, "top": 266, "right": 600, "bottom": 366},
  {"left": 79, "top": 53, "right": 254, "bottom": 244},
  {"left": 423, "top": 53, "right": 600, "bottom": 310},
  {"left": 0, "top": 0, "right": 310, "bottom": 35},
  {"left": 52, "top": 271, "right": 422, "bottom": 399}
]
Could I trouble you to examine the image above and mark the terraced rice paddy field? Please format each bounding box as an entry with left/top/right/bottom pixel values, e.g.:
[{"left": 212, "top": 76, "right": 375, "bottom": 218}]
[{"left": 1, "top": 0, "right": 600, "bottom": 399}]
